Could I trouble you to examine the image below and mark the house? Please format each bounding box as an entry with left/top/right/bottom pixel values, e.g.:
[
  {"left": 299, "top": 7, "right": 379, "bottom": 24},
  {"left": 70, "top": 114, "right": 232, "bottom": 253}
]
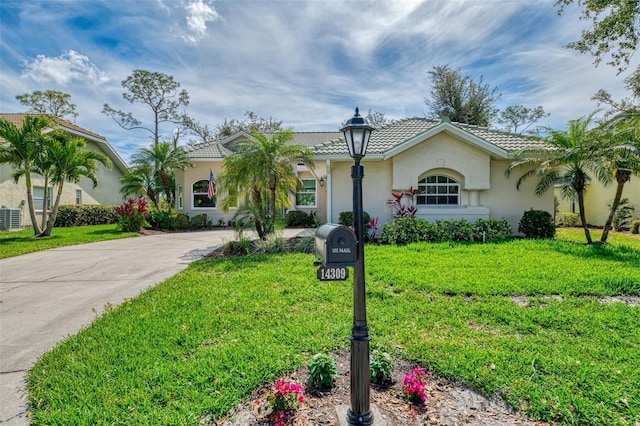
[
  {"left": 176, "top": 117, "right": 552, "bottom": 231},
  {"left": 0, "top": 113, "right": 128, "bottom": 228},
  {"left": 555, "top": 176, "right": 640, "bottom": 227}
]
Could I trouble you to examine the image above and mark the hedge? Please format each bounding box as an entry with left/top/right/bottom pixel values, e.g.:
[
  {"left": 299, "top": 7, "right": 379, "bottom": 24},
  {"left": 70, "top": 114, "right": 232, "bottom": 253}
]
[{"left": 54, "top": 205, "right": 118, "bottom": 227}]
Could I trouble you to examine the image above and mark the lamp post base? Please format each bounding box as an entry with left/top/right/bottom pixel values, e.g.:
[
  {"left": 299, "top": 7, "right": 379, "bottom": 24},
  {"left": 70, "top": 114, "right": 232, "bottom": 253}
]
[
  {"left": 335, "top": 405, "right": 385, "bottom": 426},
  {"left": 346, "top": 408, "right": 374, "bottom": 425}
]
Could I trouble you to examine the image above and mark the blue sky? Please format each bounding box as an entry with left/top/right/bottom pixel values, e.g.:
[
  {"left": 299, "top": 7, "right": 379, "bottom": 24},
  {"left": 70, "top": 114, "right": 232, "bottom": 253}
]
[{"left": 1, "top": 0, "right": 638, "bottom": 161}]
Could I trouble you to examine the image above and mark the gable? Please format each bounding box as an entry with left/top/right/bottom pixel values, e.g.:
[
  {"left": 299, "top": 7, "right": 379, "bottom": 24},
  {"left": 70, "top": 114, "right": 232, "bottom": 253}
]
[{"left": 392, "top": 132, "right": 491, "bottom": 190}]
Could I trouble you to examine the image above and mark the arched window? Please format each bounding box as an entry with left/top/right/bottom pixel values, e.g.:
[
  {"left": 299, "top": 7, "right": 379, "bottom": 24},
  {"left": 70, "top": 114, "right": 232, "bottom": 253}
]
[
  {"left": 192, "top": 180, "right": 216, "bottom": 208},
  {"left": 417, "top": 175, "right": 460, "bottom": 206}
]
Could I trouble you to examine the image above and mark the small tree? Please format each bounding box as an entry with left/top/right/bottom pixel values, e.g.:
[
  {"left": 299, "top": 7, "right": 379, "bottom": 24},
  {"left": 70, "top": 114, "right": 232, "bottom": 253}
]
[
  {"left": 16, "top": 90, "right": 78, "bottom": 121},
  {"left": 497, "top": 105, "right": 549, "bottom": 134}
]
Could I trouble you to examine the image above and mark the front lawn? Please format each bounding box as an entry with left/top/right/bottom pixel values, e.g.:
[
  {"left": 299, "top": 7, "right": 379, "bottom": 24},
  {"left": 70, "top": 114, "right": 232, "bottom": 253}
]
[
  {"left": 0, "top": 224, "right": 139, "bottom": 259},
  {"left": 27, "top": 238, "right": 640, "bottom": 425}
]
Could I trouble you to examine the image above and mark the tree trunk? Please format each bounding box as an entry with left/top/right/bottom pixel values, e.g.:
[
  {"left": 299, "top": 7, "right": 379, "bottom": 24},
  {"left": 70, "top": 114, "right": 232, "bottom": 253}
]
[
  {"left": 270, "top": 185, "right": 277, "bottom": 236},
  {"left": 40, "top": 175, "right": 49, "bottom": 231},
  {"left": 600, "top": 173, "right": 629, "bottom": 243},
  {"left": 24, "top": 173, "right": 41, "bottom": 235},
  {"left": 39, "top": 184, "right": 63, "bottom": 237},
  {"left": 577, "top": 190, "right": 592, "bottom": 244}
]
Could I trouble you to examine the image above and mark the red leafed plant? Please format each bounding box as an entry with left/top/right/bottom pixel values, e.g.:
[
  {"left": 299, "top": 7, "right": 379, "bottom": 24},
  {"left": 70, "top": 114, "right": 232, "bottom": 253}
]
[{"left": 114, "top": 198, "right": 148, "bottom": 232}]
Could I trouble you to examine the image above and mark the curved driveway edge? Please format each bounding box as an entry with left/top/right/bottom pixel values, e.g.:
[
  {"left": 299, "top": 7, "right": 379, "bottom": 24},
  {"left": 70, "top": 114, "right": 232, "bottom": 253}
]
[{"left": 0, "top": 229, "right": 308, "bottom": 425}]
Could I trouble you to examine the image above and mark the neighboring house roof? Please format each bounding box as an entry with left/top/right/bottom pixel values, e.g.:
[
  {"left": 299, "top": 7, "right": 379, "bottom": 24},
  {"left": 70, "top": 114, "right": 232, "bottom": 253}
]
[
  {"left": 313, "top": 118, "right": 545, "bottom": 160},
  {"left": 0, "top": 113, "right": 128, "bottom": 173}
]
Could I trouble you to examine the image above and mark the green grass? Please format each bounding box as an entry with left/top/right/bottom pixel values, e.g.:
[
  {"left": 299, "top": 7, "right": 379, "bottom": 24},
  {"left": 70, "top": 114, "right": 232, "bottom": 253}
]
[
  {"left": 0, "top": 224, "right": 139, "bottom": 259},
  {"left": 556, "top": 227, "right": 640, "bottom": 250},
  {"left": 27, "top": 239, "right": 640, "bottom": 425}
]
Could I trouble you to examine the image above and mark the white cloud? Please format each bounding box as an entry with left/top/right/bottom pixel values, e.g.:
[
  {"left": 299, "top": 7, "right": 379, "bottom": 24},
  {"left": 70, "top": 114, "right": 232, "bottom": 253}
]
[
  {"left": 21, "top": 50, "right": 109, "bottom": 86},
  {"left": 179, "top": 0, "right": 222, "bottom": 44}
]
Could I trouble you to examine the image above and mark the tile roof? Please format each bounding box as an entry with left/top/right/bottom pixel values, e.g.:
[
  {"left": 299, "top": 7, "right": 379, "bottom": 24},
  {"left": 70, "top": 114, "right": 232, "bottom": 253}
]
[
  {"left": 312, "top": 118, "right": 545, "bottom": 158},
  {"left": 0, "top": 113, "right": 107, "bottom": 142},
  {"left": 183, "top": 119, "right": 544, "bottom": 160}
]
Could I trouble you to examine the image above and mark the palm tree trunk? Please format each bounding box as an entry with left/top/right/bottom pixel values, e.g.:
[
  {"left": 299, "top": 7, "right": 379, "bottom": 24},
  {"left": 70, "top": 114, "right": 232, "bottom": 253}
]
[
  {"left": 600, "top": 183, "right": 626, "bottom": 244},
  {"left": 39, "top": 184, "right": 63, "bottom": 237},
  {"left": 24, "top": 173, "right": 41, "bottom": 235},
  {"left": 40, "top": 175, "right": 49, "bottom": 231},
  {"left": 270, "top": 186, "right": 277, "bottom": 236},
  {"left": 577, "top": 191, "right": 592, "bottom": 244}
]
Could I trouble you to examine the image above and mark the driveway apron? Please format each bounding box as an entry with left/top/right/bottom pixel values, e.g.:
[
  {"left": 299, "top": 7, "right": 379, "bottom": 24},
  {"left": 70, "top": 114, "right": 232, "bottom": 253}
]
[{"left": 0, "top": 229, "right": 301, "bottom": 425}]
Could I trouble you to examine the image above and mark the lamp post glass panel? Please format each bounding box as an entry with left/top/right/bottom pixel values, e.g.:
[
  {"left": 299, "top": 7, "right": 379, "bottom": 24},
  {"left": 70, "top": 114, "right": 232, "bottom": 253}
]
[{"left": 341, "top": 108, "right": 374, "bottom": 425}]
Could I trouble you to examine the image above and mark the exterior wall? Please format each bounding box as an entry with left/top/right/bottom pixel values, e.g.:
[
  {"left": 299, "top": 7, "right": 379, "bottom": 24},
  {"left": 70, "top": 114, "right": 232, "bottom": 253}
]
[
  {"left": 326, "top": 152, "right": 553, "bottom": 234},
  {"left": 179, "top": 160, "right": 329, "bottom": 225},
  {"left": 0, "top": 139, "right": 125, "bottom": 228},
  {"left": 179, "top": 160, "right": 230, "bottom": 225},
  {"left": 556, "top": 175, "right": 640, "bottom": 226},
  {"left": 328, "top": 159, "right": 394, "bottom": 225},
  {"left": 483, "top": 161, "right": 554, "bottom": 230}
]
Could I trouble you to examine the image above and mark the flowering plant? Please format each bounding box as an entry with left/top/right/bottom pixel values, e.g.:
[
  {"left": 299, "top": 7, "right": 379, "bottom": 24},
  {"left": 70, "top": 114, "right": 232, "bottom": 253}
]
[
  {"left": 251, "top": 380, "right": 305, "bottom": 425},
  {"left": 401, "top": 367, "right": 428, "bottom": 405},
  {"left": 114, "top": 197, "right": 148, "bottom": 232}
]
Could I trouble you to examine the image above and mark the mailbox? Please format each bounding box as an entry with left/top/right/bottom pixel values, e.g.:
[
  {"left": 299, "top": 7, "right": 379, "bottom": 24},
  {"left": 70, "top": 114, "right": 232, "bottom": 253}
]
[{"left": 315, "top": 223, "right": 357, "bottom": 266}]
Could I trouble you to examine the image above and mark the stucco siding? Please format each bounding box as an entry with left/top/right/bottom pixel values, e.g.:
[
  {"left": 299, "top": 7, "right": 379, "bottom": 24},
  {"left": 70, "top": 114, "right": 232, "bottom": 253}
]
[
  {"left": 392, "top": 133, "right": 491, "bottom": 190},
  {"left": 486, "top": 161, "right": 554, "bottom": 230}
]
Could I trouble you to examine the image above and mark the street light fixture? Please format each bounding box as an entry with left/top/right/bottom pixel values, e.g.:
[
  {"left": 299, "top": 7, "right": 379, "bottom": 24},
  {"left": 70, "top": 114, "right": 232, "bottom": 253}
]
[{"left": 341, "top": 107, "right": 374, "bottom": 425}]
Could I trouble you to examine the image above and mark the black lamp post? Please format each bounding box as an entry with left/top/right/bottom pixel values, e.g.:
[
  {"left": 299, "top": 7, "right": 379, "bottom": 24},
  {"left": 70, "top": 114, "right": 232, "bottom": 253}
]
[{"left": 341, "top": 107, "right": 374, "bottom": 425}]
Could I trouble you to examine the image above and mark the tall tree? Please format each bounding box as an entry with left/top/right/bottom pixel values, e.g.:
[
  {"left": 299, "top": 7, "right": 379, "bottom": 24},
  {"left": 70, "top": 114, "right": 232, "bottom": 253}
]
[
  {"left": 218, "top": 129, "right": 314, "bottom": 239},
  {"left": 592, "top": 116, "right": 640, "bottom": 243},
  {"left": 0, "top": 116, "right": 51, "bottom": 235},
  {"left": 497, "top": 105, "right": 550, "bottom": 134},
  {"left": 129, "top": 141, "right": 192, "bottom": 208},
  {"left": 507, "top": 113, "right": 609, "bottom": 244},
  {"left": 425, "top": 65, "right": 500, "bottom": 126},
  {"left": 39, "top": 136, "right": 112, "bottom": 236},
  {"left": 214, "top": 111, "right": 283, "bottom": 140},
  {"left": 15, "top": 90, "right": 78, "bottom": 122},
  {"left": 556, "top": 0, "right": 640, "bottom": 72},
  {"left": 364, "top": 109, "right": 395, "bottom": 129},
  {"left": 102, "top": 70, "right": 189, "bottom": 145},
  {"left": 592, "top": 67, "right": 640, "bottom": 118}
]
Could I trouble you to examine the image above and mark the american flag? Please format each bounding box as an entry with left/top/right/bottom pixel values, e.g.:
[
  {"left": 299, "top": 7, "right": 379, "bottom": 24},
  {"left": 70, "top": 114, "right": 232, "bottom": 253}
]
[{"left": 207, "top": 170, "right": 216, "bottom": 200}]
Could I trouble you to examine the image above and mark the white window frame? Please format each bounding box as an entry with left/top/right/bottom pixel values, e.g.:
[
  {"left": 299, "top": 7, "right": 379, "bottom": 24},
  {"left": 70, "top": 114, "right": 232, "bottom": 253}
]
[
  {"left": 33, "top": 186, "right": 52, "bottom": 211},
  {"left": 417, "top": 175, "right": 460, "bottom": 206},
  {"left": 177, "top": 185, "right": 184, "bottom": 210},
  {"left": 191, "top": 179, "right": 216, "bottom": 209},
  {"left": 296, "top": 179, "right": 317, "bottom": 208},
  {"left": 75, "top": 190, "right": 82, "bottom": 205}
]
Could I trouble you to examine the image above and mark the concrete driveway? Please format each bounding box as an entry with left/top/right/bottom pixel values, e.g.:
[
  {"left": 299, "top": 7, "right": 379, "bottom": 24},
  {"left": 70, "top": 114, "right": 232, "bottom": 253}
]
[{"left": 0, "top": 229, "right": 307, "bottom": 424}]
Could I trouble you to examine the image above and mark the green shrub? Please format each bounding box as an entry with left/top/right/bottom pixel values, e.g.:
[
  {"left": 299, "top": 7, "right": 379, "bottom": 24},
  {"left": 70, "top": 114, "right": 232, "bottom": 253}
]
[
  {"left": 285, "top": 210, "right": 316, "bottom": 227},
  {"left": 611, "top": 198, "right": 635, "bottom": 231},
  {"left": 294, "top": 235, "right": 316, "bottom": 254},
  {"left": 561, "top": 212, "right": 580, "bottom": 227},
  {"left": 338, "top": 210, "right": 371, "bottom": 230},
  {"left": 379, "top": 217, "right": 512, "bottom": 245},
  {"left": 631, "top": 220, "right": 640, "bottom": 234},
  {"left": 54, "top": 205, "right": 118, "bottom": 227},
  {"left": 307, "top": 353, "right": 336, "bottom": 390},
  {"left": 370, "top": 350, "right": 394, "bottom": 386},
  {"left": 518, "top": 209, "right": 556, "bottom": 239},
  {"left": 189, "top": 213, "right": 210, "bottom": 229},
  {"left": 147, "top": 211, "right": 190, "bottom": 230},
  {"left": 254, "top": 233, "right": 288, "bottom": 254}
]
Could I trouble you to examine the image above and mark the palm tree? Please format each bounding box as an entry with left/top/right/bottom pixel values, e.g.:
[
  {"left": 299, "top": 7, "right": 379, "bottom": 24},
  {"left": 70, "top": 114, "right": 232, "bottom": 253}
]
[
  {"left": 218, "top": 129, "right": 315, "bottom": 239},
  {"left": 129, "top": 141, "right": 192, "bottom": 209},
  {"left": 593, "top": 115, "right": 640, "bottom": 243},
  {"left": 507, "top": 113, "right": 609, "bottom": 244},
  {"left": 39, "top": 136, "right": 112, "bottom": 236},
  {"left": 120, "top": 164, "right": 162, "bottom": 210},
  {"left": 0, "top": 115, "right": 51, "bottom": 235}
]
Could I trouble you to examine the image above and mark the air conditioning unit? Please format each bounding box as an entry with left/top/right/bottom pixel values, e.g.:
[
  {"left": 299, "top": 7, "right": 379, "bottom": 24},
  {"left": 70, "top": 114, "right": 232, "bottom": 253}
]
[{"left": 0, "top": 208, "right": 21, "bottom": 231}]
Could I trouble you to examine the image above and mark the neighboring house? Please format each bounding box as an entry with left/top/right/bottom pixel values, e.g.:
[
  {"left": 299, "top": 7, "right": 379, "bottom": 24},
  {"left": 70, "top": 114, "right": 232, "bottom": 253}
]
[
  {"left": 0, "top": 113, "right": 128, "bottom": 228},
  {"left": 555, "top": 176, "right": 640, "bottom": 226},
  {"left": 176, "top": 117, "right": 552, "bottom": 231}
]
